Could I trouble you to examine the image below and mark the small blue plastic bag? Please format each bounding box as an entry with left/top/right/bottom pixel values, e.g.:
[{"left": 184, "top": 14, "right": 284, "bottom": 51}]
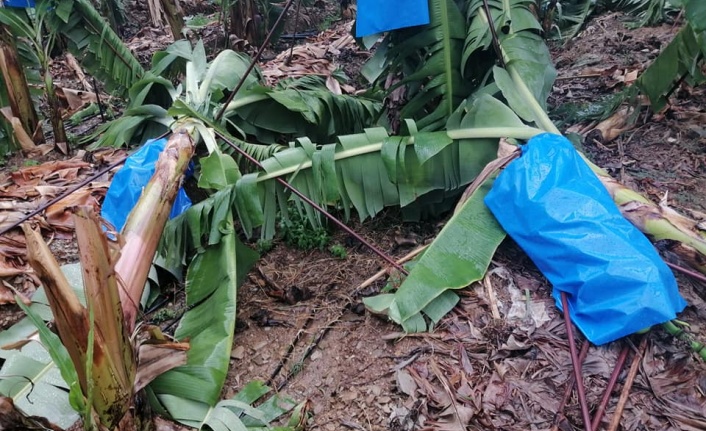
[
  {"left": 355, "top": 0, "right": 430, "bottom": 37},
  {"left": 484, "top": 133, "right": 686, "bottom": 345},
  {"left": 102, "top": 138, "right": 192, "bottom": 232}
]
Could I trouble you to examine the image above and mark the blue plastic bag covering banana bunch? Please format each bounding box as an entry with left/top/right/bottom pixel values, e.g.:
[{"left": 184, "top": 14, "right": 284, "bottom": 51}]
[
  {"left": 101, "top": 138, "right": 192, "bottom": 232},
  {"left": 355, "top": 0, "right": 430, "bottom": 37},
  {"left": 485, "top": 133, "right": 686, "bottom": 345}
]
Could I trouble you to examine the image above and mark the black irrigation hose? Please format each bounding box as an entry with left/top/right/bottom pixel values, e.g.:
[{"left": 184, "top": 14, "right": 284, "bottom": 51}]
[{"left": 0, "top": 131, "right": 172, "bottom": 237}]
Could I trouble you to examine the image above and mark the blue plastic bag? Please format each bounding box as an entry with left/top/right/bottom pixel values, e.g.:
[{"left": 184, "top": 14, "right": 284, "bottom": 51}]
[
  {"left": 2, "top": 0, "right": 35, "bottom": 7},
  {"left": 355, "top": 0, "right": 430, "bottom": 37},
  {"left": 485, "top": 133, "right": 686, "bottom": 345},
  {"left": 101, "top": 138, "right": 192, "bottom": 232}
]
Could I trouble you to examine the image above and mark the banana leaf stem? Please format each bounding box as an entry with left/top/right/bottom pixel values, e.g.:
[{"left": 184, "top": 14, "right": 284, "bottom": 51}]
[
  {"left": 214, "top": 130, "right": 408, "bottom": 274},
  {"left": 591, "top": 344, "right": 630, "bottom": 430},
  {"left": 256, "top": 126, "right": 543, "bottom": 182},
  {"left": 664, "top": 261, "right": 706, "bottom": 283},
  {"left": 561, "top": 291, "right": 592, "bottom": 431},
  {"left": 661, "top": 320, "right": 706, "bottom": 361},
  {"left": 552, "top": 341, "right": 590, "bottom": 431}
]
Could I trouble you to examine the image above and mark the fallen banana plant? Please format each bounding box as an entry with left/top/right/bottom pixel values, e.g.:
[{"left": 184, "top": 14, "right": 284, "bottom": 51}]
[
  {"left": 376, "top": 19, "right": 706, "bottom": 328},
  {"left": 6, "top": 131, "right": 194, "bottom": 429}
]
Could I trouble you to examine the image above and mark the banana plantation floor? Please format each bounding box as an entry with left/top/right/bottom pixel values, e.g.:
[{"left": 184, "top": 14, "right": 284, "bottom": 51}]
[{"left": 1, "top": 8, "right": 706, "bottom": 431}]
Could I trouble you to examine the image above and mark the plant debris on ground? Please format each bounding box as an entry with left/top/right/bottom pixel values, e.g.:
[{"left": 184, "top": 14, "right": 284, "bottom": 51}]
[{"left": 0, "top": 1, "right": 705, "bottom": 431}]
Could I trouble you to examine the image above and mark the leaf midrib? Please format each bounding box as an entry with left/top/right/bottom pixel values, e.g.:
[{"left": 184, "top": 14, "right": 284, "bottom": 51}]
[{"left": 441, "top": 0, "right": 455, "bottom": 117}]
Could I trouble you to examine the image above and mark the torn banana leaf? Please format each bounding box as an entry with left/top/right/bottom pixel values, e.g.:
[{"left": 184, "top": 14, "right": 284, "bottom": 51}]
[{"left": 365, "top": 180, "right": 505, "bottom": 331}]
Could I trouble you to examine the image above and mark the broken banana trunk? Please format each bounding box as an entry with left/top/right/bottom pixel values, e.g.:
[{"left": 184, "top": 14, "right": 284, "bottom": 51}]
[
  {"left": 116, "top": 129, "right": 195, "bottom": 331},
  {"left": 22, "top": 130, "right": 194, "bottom": 429}
]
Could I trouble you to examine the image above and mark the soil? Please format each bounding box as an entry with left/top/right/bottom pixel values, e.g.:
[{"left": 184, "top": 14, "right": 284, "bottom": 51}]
[{"left": 1, "top": 3, "right": 706, "bottom": 431}]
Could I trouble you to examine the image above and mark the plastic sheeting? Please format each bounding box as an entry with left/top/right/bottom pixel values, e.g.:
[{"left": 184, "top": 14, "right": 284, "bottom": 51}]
[
  {"left": 485, "top": 133, "right": 686, "bottom": 345},
  {"left": 101, "top": 138, "right": 192, "bottom": 232},
  {"left": 2, "top": 0, "right": 35, "bottom": 7},
  {"left": 355, "top": 0, "right": 430, "bottom": 37}
]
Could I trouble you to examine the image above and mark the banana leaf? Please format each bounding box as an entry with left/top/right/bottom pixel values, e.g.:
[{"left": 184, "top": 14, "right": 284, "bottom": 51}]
[
  {"left": 552, "top": 0, "right": 595, "bottom": 40},
  {"left": 685, "top": 0, "right": 706, "bottom": 32},
  {"left": 150, "top": 211, "right": 258, "bottom": 407},
  {"left": 41, "top": 0, "right": 144, "bottom": 96},
  {"left": 636, "top": 23, "right": 705, "bottom": 111},
  {"left": 150, "top": 380, "right": 300, "bottom": 430},
  {"left": 465, "top": 0, "right": 556, "bottom": 115},
  {"left": 0, "top": 341, "right": 79, "bottom": 429},
  {"left": 369, "top": 0, "right": 473, "bottom": 131},
  {"left": 224, "top": 76, "right": 381, "bottom": 145}
]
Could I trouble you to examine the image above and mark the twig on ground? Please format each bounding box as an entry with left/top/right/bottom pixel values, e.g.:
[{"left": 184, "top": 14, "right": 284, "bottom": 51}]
[
  {"left": 355, "top": 245, "right": 427, "bottom": 292},
  {"left": 606, "top": 337, "right": 648, "bottom": 431},
  {"left": 65, "top": 53, "right": 94, "bottom": 92},
  {"left": 484, "top": 273, "right": 501, "bottom": 320},
  {"left": 591, "top": 343, "right": 630, "bottom": 430}
]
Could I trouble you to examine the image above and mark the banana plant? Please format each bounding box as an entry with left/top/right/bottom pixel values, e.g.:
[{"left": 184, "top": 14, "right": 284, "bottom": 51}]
[
  {"left": 6, "top": 131, "right": 194, "bottom": 430},
  {"left": 636, "top": 0, "right": 706, "bottom": 111},
  {"left": 42, "top": 0, "right": 144, "bottom": 97},
  {"left": 92, "top": 39, "right": 381, "bottom": 156},
  {"left": 0, "top": 21, "right": 41, "bottom": 148},
  {"left": 159, "top": 0, "right": 706, "bottom": 334},
  {"left": 0, "top": 5, "right": 67, "bottom": 146}
]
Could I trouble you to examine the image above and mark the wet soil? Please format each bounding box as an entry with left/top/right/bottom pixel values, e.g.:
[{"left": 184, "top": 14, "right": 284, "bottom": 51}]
[
  {"left": 1, "top": 4, "right": 706, "bottom": 431},
  {"left": 217, "top": 11, "right": 706, "bottom": 431}
]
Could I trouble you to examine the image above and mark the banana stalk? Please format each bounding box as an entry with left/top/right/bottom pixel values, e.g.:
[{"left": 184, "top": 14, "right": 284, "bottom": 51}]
[
  {"left": 505, "top": 57, "right": 706, "bottom": 276},
  {"left": 22, "top": 129, "right": 194, "bottom": 429},
  {"left": 0, "top": 23, "right": 40, "bottom": 145},
  {"left": 116, "top": 129, "right": 195, "bottom": 331},
  {"left": 23, "top": 216, "right": 133, "bottom": 429}
]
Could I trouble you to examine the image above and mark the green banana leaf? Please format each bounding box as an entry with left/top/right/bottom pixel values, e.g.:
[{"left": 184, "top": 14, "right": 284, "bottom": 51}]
[
  {"left": 685, "top": 0, "right": 706, "bottom": 32},
  {"left": 223, "top": 76, "right": 381, "bottom": 145},
  {"left": 551, "top": 0, "right": 595, "bottom": 40},
  {"left": 0, "top": 341, "right": 79, "bottom": 429},
  {"left": 93, "top": 41, "right": 378, "bottom": 152},
  {"left": 160, "top": 93, "right": 540, "bottom": 260},
  {"left": 636, "top": 23, "right": 706, "bottom": 112},
  {"left": 615, "top": 0, "right": 669, "bottom": 27},
  {"left": 152, "top": 149, "right": 258, "bottom": 411},
  {"left": 42, "top": 0, "right": 144, "bottom": 96},
  {"left": 365, "top": 178, "right": 505, "bottom": 330},
  {"left": 150, "top": 211, "right": 258, "bottom": 407},
  {"left": 368, "top": 0, "right": 472, "bottom": 131},
  {"left": 464, "top": 0, "right": 556, "bottom": 113},
  {"left": 150, "top": 380, "right": 300, "bottom": 430}
]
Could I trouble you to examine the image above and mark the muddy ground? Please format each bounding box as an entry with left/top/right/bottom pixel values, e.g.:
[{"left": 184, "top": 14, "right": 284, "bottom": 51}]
[{"left": 1, "top": 4, "right": 705, "bottom": 431}]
